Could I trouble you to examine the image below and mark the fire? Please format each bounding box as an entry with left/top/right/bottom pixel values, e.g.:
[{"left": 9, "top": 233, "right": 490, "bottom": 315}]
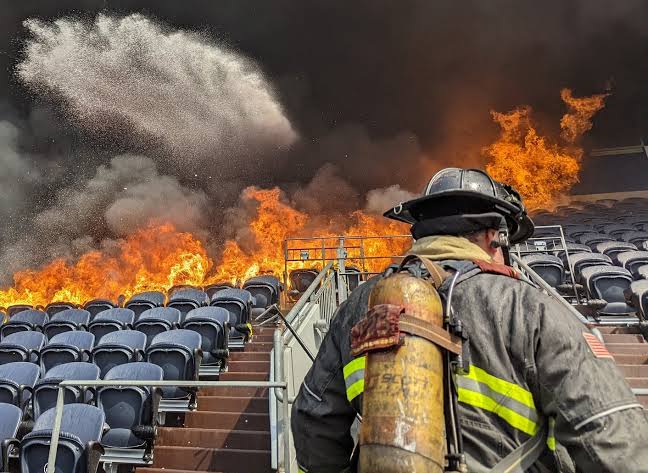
[{"left": 485, "top": 88, "right": 608, "bottom": 210}]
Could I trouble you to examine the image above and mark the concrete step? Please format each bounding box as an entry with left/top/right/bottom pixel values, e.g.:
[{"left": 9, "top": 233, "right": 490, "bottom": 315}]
[
  {"left": 606, "top": 343, "right": 648, "bottom": 355},
  {"left": 150, "top": 446, "right": 271, "bottom": 472},
  {"left": 618, "top": 364, "right": 648, "bottom": 378},
  {"left": 227, "top": 361, "right": 270, "bottom": 373},
  {"left": 229, "top": 352, "right": 269, "bottom": 362},
  {"left": 200, "top": 386, "right": 269, "bottom": 398},
  {"left": 186, "top": 411, "right": 270, "bottom": 431},
  {"left": 627, "top": 378, "right": 648, "bottom": 388},
  {"left": 602, "top": 334, "right": 645, "bottom": 344},
  {"left": 595, "top": 326, "right": 642, "bottom": 335},
  {"left": 197, "top": 396, "right": 269, "bottom": 413},
  {"left": 251, "top": 334, "right": 274, "bottom": 342},
  {"left": 157, "top": 427, "right": 270, "bottom": 450},
  {"left": 219, "top": 372, "right": 268, "bottom": 382},
  {"left": 244, "top": 342, "right": 273, "bottom": 353},
  {"left": 613, "top": 353, "right": 648, "bottom": 365}
]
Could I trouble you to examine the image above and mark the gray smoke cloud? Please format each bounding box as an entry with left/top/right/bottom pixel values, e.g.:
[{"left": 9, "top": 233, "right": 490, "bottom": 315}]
[
  {"left": 364, "top": 185, "right": 417, "bottom": 215},
  {"left": 18, "top": 14, "right": 297, "bottom": 174}
]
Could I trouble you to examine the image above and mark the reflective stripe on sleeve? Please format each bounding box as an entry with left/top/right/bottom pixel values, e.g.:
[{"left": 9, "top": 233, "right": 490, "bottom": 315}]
[
  {"left": 457, "top": 365, "right": 539, "bottom": 437},
  {"left": 546, "top": 417, "right": 556, "bottom": 451},
  {"left": 343, "top": 355, "right": 366, "bottom": 402}
]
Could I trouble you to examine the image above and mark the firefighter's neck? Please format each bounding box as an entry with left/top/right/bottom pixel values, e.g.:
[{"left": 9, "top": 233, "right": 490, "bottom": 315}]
[{"left": 472, "top": 229, "right": 505, "bottom": 265}]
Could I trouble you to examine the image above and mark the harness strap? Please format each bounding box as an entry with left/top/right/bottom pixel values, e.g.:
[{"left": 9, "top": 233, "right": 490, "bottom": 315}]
[
  {"left": 400, "top": 314, "right": 462, "bottom": 354},
  {"left": 489, "top": 422, "right": 550, "bottom": 473}
]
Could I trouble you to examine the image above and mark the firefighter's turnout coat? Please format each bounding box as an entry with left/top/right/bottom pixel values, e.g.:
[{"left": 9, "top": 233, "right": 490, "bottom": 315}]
[{"left": 291, "top": 236, "right": 648, "bottom": 473}]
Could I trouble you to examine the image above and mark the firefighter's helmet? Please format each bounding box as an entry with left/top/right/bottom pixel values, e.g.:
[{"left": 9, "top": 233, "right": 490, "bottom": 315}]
[{"left": 384, "top": 168, "right": 534, "bottom": 244}]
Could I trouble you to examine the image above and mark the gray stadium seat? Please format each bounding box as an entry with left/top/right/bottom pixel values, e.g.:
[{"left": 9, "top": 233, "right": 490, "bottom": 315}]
[
  {"left": 289, "top": 269, "right": 319, "bottom": 301},
  {"left": 134, "top": 307, "right": 182, "bottom": 348},
  {"left": 0, "top": 402, "right": 22, "bottom": 471},
  {"left": 204, "top": 282, "right": 236, "bottom": 300},
  {"left": 44, "top": 302, "right": 76, "bottom": 318},
  {"left": 577, "top": 232, "right": 614, "bottom": 250},
  {"left": 183, "top": 307, "right": 230, "bottom": 369},
  {"left": 167, "top": 288, "right": 209, "bottom": 318},
  {"left": 0, "top": 362, "right": 40, "bottom": 409},
  {"left": 616, "top": 251, "right": 648, "bottom": 279},
  {"left": 89, "top": 308, "right": 135, "bottom": 343},
  {"left": 6, "top": 305, "right": 32, "bottom": 317},
  {"left": 40, "top": 331, "right": 95, "bottom": 373},
  {"left": 0, "top": 332, "right": 46, "bottom": 365},
  {"left": 554, "top": 243, "right": 591, "bottom": 268},
  {"left": 32, "top": 362, "right": 100, "bottom": 420},
  {"left": 146, "top": 330, "right": 201, "bottom": 400},
  {"left": 580, "top": 265, "right": 634, "bottom": 315},
  {"left": 1, "top": 310, "right": 48, "bottom": 339},
  {"left": 126, "top": 292, "right": 166, "bottom": 317},
  {"left": 568, "top": 253, "right": 612, "bottom": 283},
  {"left": 619, "top": 231, "right": 648, "bottom": 249},
  {"left": 594, "top": 241, "right": 638, "bottom": 264},
  {"left": 602, "top": 224, "right": 637, "bottom": 238},
  {"left": 243, "top": 275, "right": 282, "bottom": 310},
  {"left": 522, "top": 254, "right": 565, "bottom": 287},
  {"left": 627, "top": 280, "right": 648, "bottom": 320},
  {"left": 210, "top": 289, "right": 254, "bottom": 346},
  {"left": 21, "top": 404, "right": 105, "bottom": 473},
  {"left": 563, "top": 224, "right": 595, "bottom": 239},
  {"left": 92, "top": 330, "right": 146, "bottom": 377},
  {"left": 82, "top": 299, "right": 115, "bottom": 318},
  {"left": 44, "top": 309, "right": 91, "bottom": 339}
]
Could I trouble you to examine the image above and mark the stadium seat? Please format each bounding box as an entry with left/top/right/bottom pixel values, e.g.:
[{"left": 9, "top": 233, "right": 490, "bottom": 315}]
[
  {"left": 578, "top": 232, "right": 614, "bottom": 250},
  {"left": 88, "top": 308, "right": 135, "bottom": 342},
  {"left": 6, "top": 305, "right": 32, "bottom": 317},
  {"left": 134, "top": 307, "right": 182, "bottom": 347},
  {"left": 167, "top": 288, "right": 209, "bottom": 318},
  {"left": 0, "top": 361, "right": 40, "bottom": 409},
  {"left": 594, "top": 241, "right": 638, "bottom": 264},
  {"left": 0, "top": 402, "right": 22, "bottom": 471},
  {"left": 210, "top": 289, "right": 254, "bottom": 347},
  {"left": 44, "top": 302, "right": 76, "bottom": 318},
  {"left": 20, "top": 404, "right": 105, "bottom": 473},
  {"left": 1, "top": 310, "right": 48, "bottom": 339},
  {"left": 602, "top": 224, "right": 637, "bottom": 238},
  {"left": 32, "top": 362, "right": 100, "bottom": 421},
  {"left": 627, "top": 280, "right": 648, "bottom": 320},
  {"left": 616, "top": 251, "right": 648, "bottom": 279},
  {"left": 554, "top": 243, "right": 592, "bottom": 268},
  {"left": 183, "top": 307, "right": 230, "bottom": 372},
  {"left": 204, "top": 282, "right": 236, "bottom": 300},
  {"left": 569, "top": 253, "right": 612, "bottom": 283},
  {"left": 92, "top": 330, "right": 146, "bottom": 377},
  {"left": 98, "top": 362, "right": 163, "bottom": 462},
  {"left": 43, "top": 309, "right": 91, "bottom": 339},
  {"left": 345, "top": 266, "right": 362, "bottom": 292},
  {"left": 580, "top": 265, "right": 634, "bottom": 315},
  {"left": 146, "top": 330, "right": 201, "bottom": 401},
  {"left": 83, "top": 299, "right": 115, "bottom": 318},
  {"left": 289, "top": 269, "right": 319, "bottom": 294},
  {"left": 125, "top": 292, "right": 166, "bottom": 317},
  {"left": 619, "top": 231, "right": 648, "bottom": 249},
  {"left": 521, "top": 254, "right": 564, "bottom": 287},
  {"left": 243, "top": 275, "right": 282, "bottom": 317},
  {"left": 0, "top": 332, "right": 46, "bottom": 365},
  {"left": 40, "top": 331, "right": 95, "bottom": 373},
  {"left": 562, "top": 224, "right": 595, "bottom": 239}
]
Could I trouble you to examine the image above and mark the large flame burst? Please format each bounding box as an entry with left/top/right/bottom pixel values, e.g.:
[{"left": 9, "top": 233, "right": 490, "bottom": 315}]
[{"left": 485, "top": 88, "right": 608, "bottom": 210}]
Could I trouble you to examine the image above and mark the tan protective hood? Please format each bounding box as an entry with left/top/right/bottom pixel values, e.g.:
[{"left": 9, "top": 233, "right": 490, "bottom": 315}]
[{"left": 407, "top": 235, "right": 492, "bottom": 263}]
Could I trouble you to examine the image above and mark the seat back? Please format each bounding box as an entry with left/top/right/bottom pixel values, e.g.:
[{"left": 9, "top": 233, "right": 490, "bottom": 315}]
[
  {"left": 126, "top": 291, "right": 165, "bottom": 317},
  {"left": 521, "top": 254, "right": 564, "bottom": 287},
  {"left": 82, "top": 300, "right": 115, "bottom": 318},
  {"left": 135, "top": 307, "right": 181, "bottom": 347},
  {"left": 92, "top": 330, "right": 146, "bottom": 377},
  {"left": 1, "top": 310, "right": 48, "bottom": 338},
  {"left": 204, "top": 283, "right": 235, "bottom": 300},
  {"left": 89, "top": 308, "right": 135, "bottom": 342},
  {"left": 289, "top": 269, "right": 319, "bottom": 294},
  {"left": 570, "top": 253, "right": 612, "bottom": 283},
  {"left": 616, "top": 251, "right": 648, "bottom": 279},
  {"left": 21, "top": 404, "right": 104, "bottom": 473},
  {"left": 6, "top": 305, "right": 31, "bottom": 317},
  {"left": 41, "top": 332, "right": 95, "bottom": 373},
  {"left": 183, "top": 307, "right": 229, "bottom": 362},
  {"left": 44, "top": 309, "right": 91, "bottom": 339},
  {"left": 0, "top": 331, "right": 46, "bottom": 364},
  {"left": 146, "top": 330, "right": 201, "bottom": 397},
  {"left": 45, "top": 303, "right": 76, "bottom": 318},
  {"left": 0, "top": 362, "right": 40, "bottom": 407},
  {"left": 243, "top": 276, "right": 280, "bottom": 308},
  {"left": 0, "top": 402, "right": 22, "bottom": 468},
  {"left": 582, "top": 265, "right": 633, "bottom": 303}
]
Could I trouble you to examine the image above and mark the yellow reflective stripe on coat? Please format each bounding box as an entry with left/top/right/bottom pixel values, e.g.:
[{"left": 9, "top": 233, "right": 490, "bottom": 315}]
[
  {"left": 343, "top": 355, "right": 366, "bottom": 402},
  {"left": 457, "top": 365, "right": 539, "bottom": 437},
  {"left": 547, "top": 417, "right": 556, "bottom": 451}
]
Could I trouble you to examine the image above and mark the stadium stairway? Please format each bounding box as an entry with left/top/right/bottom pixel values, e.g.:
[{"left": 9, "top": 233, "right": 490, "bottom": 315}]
[
  {"left": 136, "top": 325, "right": 274, "bottom": 473},
  {"left": 599, "top": 326, "right": 648, "bottom": 408}
]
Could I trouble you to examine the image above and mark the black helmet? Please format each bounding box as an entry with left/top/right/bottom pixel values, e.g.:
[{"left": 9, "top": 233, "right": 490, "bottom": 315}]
[{"left": 384, "top": 168, "right": 534, "bottom": 244}]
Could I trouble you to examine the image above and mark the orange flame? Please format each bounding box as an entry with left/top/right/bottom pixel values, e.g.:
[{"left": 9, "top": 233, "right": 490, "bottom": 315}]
[{"left": 485, "top": 88, "right": 607, "bottom": 210}]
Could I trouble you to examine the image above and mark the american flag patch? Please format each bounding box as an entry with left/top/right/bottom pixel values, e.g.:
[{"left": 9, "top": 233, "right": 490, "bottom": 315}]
[{"left": 583, "top": 332, "right": 613, "bottom": 359}]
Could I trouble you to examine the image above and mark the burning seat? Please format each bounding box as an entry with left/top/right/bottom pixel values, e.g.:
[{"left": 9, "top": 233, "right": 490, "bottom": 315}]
[
  {"left": 580, "top": 265, "right": 634, "bottom": 316},
  {"left": 98, "top": 362, "right": 163, "bottom": 465},
  {"left": 134, "top": 307, "right": 182, "bottom": 347},
  {"left": 1, "top": 310, "right": 48, "bottom": 339},
  {"left": 0, "top": 332, "right": 46, "bottom": 365},
  {"left": 40, "top": 331, "right": 95, "bottom": 373},
  {"left": 83, "top": 299, "right": 116, "bottom": 318},
  {"left": 145, "top": 330, "right": 202, "bottom": 406},
  {"left": 167, "top": 288, "right": 209, "bottom": 318},
  {"left": 125, "top": 292, "right": 166, "bottom": 317},
  {"left": 0, "top": 402, "right": 22, "bottom": 471},
  {"left": 89, "top": 308, "right": 135, "bottom": 343},
  {"left": 242, "top": 275, "right": 282, "bottom": 315},
  {"left": 32, "top": 362, "right": 100, "bottom": 421},
  {"left": 521, "top": 254, "right": 565, "bottom": 287},
  {"left": 210, "top": 288, "right": 254, "bottom": 348},
  {"left": 20, "top": 404, "right": 105, "bottom": 473},
  {"left": 0, "top": 362, "right": 40, "bottom": 409},
  {"left": 594, "top": 241, "right": 638, "bottom": 264},
  {"left": 569, "top": 253, "right": 612, "bottom": 283},
  {"left": 289, "top": 269, "right": 319, "bottom": 301},
  {"left": 204, "top": 282, "right": 236, "bottom": 300},
  {"left": 92, "top": 330, "right": 146, "bottom": 378},
  {"left": 616, "top": 251, "right": 648, "bottom": 279},
  {"left": 43, "top": 308, "right": 91, "bottom": 339},
  {"left": 183, "top": 307, "right": 230, "bottom": 375}
]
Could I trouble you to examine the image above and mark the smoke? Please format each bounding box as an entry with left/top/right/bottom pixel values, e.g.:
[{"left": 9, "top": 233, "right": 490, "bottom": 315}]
[
  {"left": 365, "top": 185, "right": 418, "bottom": 215},
  {"left": 18, "top": 14, "right": 297, "bottom": 174}
]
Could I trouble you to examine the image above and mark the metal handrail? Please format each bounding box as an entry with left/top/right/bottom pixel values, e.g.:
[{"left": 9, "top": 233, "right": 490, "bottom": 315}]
[
  {"left": 47, "top": 380, "right": 289, "bottom": 473},
  {"left": 284, "top": 262, "right": 334, "bottom": 329}
]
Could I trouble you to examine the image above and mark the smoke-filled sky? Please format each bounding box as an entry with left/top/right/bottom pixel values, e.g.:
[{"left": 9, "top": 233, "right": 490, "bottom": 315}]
[{"left": 1, "top": 0, "right": 648, "bottom": 279}]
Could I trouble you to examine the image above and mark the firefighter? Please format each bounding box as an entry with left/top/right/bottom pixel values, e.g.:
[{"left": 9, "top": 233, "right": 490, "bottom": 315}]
[{"left": 291, "top": 168, "right": 648, "bottom": 473}]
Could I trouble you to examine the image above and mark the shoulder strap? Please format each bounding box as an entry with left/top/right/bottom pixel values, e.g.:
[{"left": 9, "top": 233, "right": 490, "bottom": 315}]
[
  {"left": 489, "top": 421, "right": 550, "bottom": 473},
  {"left": 398, "top": 254, "right": 450, "bottom": 289}
]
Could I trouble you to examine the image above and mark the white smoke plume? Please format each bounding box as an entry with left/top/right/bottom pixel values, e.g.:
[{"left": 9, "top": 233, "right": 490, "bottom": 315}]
[
  {"left": 17, "top": 14, "right": 297, "bottom": 172},
  {"left": 364, "top": 185, "right": 417, "bottom": 215}
]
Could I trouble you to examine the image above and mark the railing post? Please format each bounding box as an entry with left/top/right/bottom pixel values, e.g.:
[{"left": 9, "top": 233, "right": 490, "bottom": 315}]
[{"left": 47, "top": 386, "right": 66, "bottom": 473}]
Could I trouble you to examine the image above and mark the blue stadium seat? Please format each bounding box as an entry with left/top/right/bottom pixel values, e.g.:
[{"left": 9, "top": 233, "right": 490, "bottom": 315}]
[
  {"left": 32, "top": 362, "right": 100, "bottom": 420},
  {"left": 44, "top": 309, "right": 91, "bottom": 339},
  {"left": 92, "top": 330, "right": 146, "bottom": 377},
  {"left": 616, "top": 251, "right": 648, "bottom": 279},
  {"left": 40, "top": 331, "right": 95, "bottom": 373},
  {"left": 0, "top": 361, "right": 40, "bottom": 409},
  {"left": 568, "top": 253, "right": 612, "bottom": 284},
  {"left": 204, "top": 282, "right": 236, "bottom": 300},
  {"left": 1, "top": 310, "right": 48, "bottom": 339},
  {"left": 183, "top": 307, "right": 230, "bottom": 371},
  {"left": 521, "top": 254, "right": 564, "bottom": 287},
  {"left": 21, "top": 404, "right": 105, "bottom": 473},
  {"left": 126, "top": 292, "right": 166, "bottom": 317},
  {"left": 554, "top": 242, "right": 591, "bottom": 268},
  {"left": 88, "top": 308, "right": 135, "bottom": 343},
  {"left": 581, "top": 265, "right": 634, "bottom": 315},
  {"left": 167, "top": 288, "right": 209, "bottom": 318},
  {"left": 594, "top": 241, "right": 638, "bottom": 264},
  {"left": 0, "top": 402, "right": 22, "bottom": 471},
  {"left": 44, "top": 302, "right": 76, "bottom": 318},
  {"left": 134, "top": 307, "right": 181, "bottom": 348},
  {"left": 210, "top": 288, "right": 254, "bottom": 346},
  {"left": 243, "top": 275, "right": 282, "bottom": 310},
  {"left": 146, "top": 330, "right": 201, "bottom": 401},
  {"left": 82, "top": 299, "right": 115, "bottom": 319},
  {"left": 6, "top": 305, "right": 32, "bottom": 317},
  {"left": 0, "top": 332, "right": 46, "bottom": 365}
]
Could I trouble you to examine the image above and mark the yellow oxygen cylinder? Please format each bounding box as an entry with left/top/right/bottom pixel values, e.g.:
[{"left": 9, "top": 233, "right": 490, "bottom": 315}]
[{"left": 358, "top": 272, "right": 446, "bottom": 473}]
